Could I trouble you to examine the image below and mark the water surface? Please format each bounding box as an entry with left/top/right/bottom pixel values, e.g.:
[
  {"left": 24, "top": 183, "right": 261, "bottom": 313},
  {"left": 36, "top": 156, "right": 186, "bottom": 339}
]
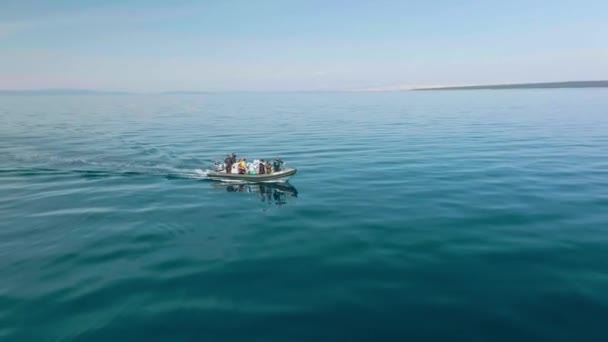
[{"left": 1, "top": 90, "right": 608, "bottom": 341}]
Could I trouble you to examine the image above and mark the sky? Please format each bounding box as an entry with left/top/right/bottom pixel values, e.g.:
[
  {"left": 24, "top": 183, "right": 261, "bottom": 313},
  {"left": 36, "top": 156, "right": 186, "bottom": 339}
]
[{"left": 1, "top": 0, "right": 607, "bottom": 92}]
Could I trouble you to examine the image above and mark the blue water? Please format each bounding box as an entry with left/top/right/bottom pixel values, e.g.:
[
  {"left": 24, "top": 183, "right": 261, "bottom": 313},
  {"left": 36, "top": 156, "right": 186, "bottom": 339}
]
[{"left": 1, "top": 90, "right": 608, "bottom": 341}]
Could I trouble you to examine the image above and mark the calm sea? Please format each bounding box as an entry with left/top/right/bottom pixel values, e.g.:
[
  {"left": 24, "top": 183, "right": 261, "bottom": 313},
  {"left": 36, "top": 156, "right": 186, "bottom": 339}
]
[{"left": 1, "top": 90, "right": 607, "bottom": 341}]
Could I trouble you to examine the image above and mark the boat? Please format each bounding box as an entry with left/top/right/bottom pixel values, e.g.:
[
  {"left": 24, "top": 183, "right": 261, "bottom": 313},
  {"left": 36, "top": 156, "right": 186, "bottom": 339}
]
[
  {"left": 207, "top": 156, "right": 297, "bottom": 182},
  {"left": 207, "top": 167, "right": 297, "bottom": 182}
]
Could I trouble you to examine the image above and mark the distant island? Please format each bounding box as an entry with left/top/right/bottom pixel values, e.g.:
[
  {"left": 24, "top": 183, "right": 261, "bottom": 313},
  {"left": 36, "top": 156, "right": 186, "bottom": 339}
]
[{"left": 413, "top": 80, "right": 608, "bottom": 91}]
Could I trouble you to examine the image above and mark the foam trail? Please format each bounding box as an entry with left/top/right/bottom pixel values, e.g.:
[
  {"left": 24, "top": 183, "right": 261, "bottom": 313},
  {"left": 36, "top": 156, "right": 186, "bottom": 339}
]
[
  {"left": 2, "top": 152, "right": 212, "bottom": 181},
  {"left": 194, "top": 169, "right": 210, "bottom": 177}
]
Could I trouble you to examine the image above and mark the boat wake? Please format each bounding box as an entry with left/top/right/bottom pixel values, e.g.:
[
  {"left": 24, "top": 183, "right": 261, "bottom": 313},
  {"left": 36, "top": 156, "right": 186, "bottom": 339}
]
[
  {"left": 194, "top": 169, "right": 211, "bottom": 177},
  {"left": 2, "top": 152, "right": 214, "bottom": 181},
  {"left": 2, "top": 151, "right": 296, "bottom": 183}
]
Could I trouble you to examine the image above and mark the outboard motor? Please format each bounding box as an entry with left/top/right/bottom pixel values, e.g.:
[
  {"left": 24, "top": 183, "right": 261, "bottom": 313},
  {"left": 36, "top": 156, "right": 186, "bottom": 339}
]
[{"left": 213, "top": 161, "right": 224, "bottom": 171}]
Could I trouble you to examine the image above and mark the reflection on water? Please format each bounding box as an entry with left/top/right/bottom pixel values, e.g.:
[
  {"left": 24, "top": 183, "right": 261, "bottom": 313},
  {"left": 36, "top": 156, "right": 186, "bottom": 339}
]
[{"left": 211, "top": 181, "right": 298, "bottom": 206}]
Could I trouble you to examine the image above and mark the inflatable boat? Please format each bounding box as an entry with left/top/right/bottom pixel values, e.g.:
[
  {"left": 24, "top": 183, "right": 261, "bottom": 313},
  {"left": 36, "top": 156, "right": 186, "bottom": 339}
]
[{"left": 207, "top": 167, "right": 297, "bottom": 182}]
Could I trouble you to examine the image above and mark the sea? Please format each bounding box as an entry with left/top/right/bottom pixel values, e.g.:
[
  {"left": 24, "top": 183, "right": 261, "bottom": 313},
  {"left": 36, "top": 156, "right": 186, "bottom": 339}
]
[{"left": 1, "top": 90, "right": 607, "bottom": 341}]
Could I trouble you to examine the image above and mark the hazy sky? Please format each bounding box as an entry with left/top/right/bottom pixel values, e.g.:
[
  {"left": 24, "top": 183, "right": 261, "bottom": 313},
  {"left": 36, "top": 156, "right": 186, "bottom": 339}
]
[{"left": 1, "top": 0, "right": 607, "bottom": 91}]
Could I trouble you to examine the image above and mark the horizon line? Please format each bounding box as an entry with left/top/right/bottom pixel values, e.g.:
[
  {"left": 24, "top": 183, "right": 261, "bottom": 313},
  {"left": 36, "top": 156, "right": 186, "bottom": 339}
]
[{"left": 1, "top": 79, "right": 608, "bottom": 94}]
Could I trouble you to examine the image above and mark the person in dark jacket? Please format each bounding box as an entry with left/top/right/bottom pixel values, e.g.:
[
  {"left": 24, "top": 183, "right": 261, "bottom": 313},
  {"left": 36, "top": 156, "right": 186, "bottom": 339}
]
[
  {"left": 273, "top": 157, "right": 284, "bottom": 172},
  {"left": 224, "top": 154, "right": 233, "bottom": 173},
  {"left": 231, "top": 153, "right": 237, "bottom": 164},
  {"left": 259, "top": 159, "right": 266, "bottom": 174}
]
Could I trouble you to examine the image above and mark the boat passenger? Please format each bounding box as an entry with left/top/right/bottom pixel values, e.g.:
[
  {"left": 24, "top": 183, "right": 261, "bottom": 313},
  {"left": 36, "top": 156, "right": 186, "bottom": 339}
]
[
  {"left": 238, "top": 158, "right": 246, "bottom": 174},
  {"left": 266, "top": 160, "right": 273, "bottom": 174},
  {"left": 224, "top": 154, "right": 233, "bottom": 174},
  {"left": 231, "top": 153, "right": 237, "bottom": 164},
  {"left": 247, "top": 161, "right": 256, "bottom": 174},
  {"left": 259, "top": 159, "right": 266, "bottom": 174},
  {"left": 273, "top": 157, "right": 284, "bottom": 172}
]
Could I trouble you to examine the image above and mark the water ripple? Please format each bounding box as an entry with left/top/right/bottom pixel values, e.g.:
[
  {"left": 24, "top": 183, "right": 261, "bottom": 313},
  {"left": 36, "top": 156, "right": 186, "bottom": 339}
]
[{"left": 1, "top": 91, "right": 608, "bottom": 341}]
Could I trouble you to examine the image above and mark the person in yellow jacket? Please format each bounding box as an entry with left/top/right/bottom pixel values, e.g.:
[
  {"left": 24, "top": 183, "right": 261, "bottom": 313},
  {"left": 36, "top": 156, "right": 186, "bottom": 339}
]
[{"left": 238, "top": 158, "right": 247, "bottom": 174}]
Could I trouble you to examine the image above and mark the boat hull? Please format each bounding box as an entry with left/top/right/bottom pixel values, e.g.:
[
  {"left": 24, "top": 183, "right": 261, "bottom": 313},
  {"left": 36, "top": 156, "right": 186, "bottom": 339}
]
[{"left": 207, "top": 168, "right": 297, "bottom": 182}]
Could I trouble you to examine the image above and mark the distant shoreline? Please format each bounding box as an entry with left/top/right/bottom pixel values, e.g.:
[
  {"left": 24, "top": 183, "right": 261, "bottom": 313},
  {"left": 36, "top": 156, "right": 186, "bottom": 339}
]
[
  {"left": 2, "top": 81, "right": 608, "bottom": 95},
  {"left": 413, "top": 81, "right": 608, "bottom": 91}
]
